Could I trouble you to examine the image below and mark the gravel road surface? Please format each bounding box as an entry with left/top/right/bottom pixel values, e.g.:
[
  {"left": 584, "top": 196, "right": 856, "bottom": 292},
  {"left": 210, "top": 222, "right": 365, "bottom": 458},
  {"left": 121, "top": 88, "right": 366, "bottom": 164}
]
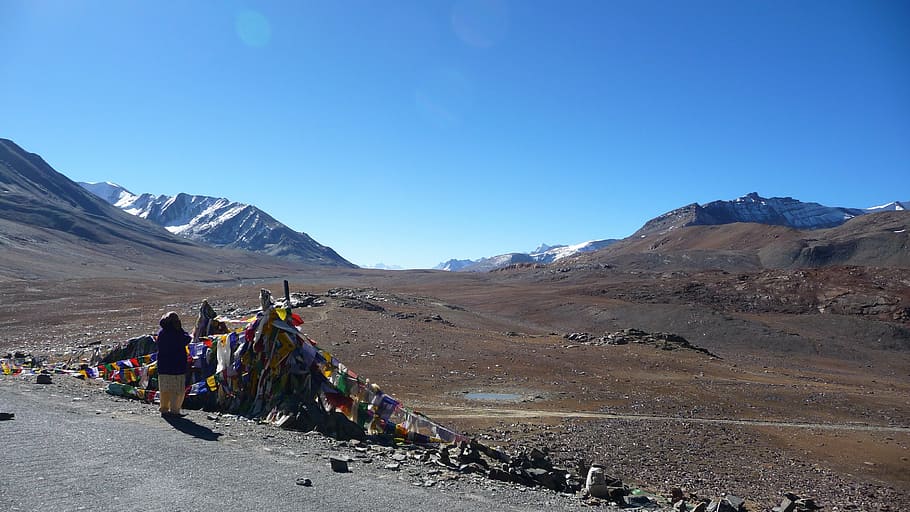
[{"left": 0, "top": 376, "right": 591, "bottom": 512}]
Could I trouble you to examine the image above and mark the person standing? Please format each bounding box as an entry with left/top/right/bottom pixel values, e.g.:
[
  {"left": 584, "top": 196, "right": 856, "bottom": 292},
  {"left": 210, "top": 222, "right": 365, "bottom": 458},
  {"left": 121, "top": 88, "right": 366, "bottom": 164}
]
[{"left": 156, "top": 311, "right": 190, "bottom": 417}]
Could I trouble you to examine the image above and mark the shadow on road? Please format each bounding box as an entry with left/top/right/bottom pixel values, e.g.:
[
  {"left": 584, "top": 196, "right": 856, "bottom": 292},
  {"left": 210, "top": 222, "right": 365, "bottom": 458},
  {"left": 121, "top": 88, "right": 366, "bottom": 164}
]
[{"left": 163, "top": 416, "right": 221, "bottom": 441}]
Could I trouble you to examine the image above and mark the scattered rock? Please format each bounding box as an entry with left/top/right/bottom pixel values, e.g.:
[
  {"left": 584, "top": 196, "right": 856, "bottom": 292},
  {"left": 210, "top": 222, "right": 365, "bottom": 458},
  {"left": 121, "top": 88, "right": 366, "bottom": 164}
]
[
  {"left": 288, "top": 292, "right": 324, "bottom": 308},
  {"left": 706, "top": 494, "right": 745, "bottom": 512},
  {"left": 773, "top": 497, "right": 796, "bottom": 512},
  {"left": 671, "top": 487, "right": 685, "bottom": 502},
  {"left": 329, "top": 456, "right": 350, "bottom": 473},
  {"left": 774, "top": 493, "right": 822, "bottom": 511},
  {"left": 624, "top": 495, "right": 653, "bottom": 507},
  {"left": 338, "top": 298, "right": 385, "bottom": 312},
  {"left": 564, "top": 329, "right": 718, "bottom": 357},
  {"left": 295, "top": 477, "right": 312, "bottom": 487},
  {"left": 725, "top": 494, "right": 744, "bottom": 511},
  {"left": 422, "top": 314, "right": 454, "bottom": 326}
]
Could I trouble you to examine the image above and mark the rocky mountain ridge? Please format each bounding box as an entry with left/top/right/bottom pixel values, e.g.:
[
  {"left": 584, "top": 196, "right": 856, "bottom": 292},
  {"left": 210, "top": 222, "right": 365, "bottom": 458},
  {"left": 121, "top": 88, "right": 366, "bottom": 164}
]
[
  {"left": 80, "top": 182, "right": 355, "bottom": 267},
  {"left": 566, "top": 210, "right": 910, "bottom": 272},
  {"left": 632, "top": 192, "right": 901, "bottom": 238},
  {"left": 0, "top": 139, "right": 188, "bottom": 250},
  {"left": 438, "top": 194, "right": 907, "bottom": 273}
]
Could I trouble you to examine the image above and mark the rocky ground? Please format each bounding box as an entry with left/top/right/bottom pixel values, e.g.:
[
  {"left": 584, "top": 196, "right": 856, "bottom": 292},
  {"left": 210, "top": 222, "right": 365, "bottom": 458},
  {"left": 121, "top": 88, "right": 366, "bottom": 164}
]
[{"left": 2, "top": 268, "right": 909, "bottom": 511}]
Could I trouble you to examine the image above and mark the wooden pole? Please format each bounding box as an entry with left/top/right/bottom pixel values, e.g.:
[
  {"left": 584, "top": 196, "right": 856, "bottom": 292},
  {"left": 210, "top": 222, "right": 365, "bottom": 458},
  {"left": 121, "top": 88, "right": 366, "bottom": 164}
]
[{"left": 283, "top": 280, "right": 291, "bottom": 313}]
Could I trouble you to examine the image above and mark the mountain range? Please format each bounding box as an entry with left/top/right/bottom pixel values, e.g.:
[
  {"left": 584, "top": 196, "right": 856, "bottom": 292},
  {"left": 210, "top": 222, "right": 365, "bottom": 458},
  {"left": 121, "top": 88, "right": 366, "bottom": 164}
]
[
  {"left": 435, "top": 239, "right": 619, "bottom": 272},
  {"left": 1, "top": 137, "right": 907, "bottom": 278},
  {"left": 438, "top": 193, "right": 908, "bottom": 272},
  {"left": 0, "top": 138, "right": 352, "bottom": 281},
  {"left": 569, "top": 210, "right": 910, "bottom": 272},
  {"left": 631, "top": 192, "right": 906, "bottom": 238},
  {"left": 79, "top": 182, "right": 355, "bottom": 268}
]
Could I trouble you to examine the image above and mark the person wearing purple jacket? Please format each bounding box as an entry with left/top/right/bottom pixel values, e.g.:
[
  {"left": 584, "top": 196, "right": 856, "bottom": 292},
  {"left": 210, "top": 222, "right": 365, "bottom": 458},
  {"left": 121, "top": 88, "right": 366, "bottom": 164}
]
[{"left": 156, "top": 311, "right": 190, "bottom": 417}]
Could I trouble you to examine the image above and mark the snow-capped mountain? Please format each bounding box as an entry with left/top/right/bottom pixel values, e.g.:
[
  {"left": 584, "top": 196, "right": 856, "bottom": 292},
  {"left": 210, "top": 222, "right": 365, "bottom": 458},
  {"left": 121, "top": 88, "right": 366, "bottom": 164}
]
[
  {"left": 436, "top": 193, "right": 908, "bottom": 272},
  {"left": 532, "top": 239, "right": 618, "bottom": 264},
  {"left": 632, "top": 192, "right": 902, "bottom": 238},
  {"left": 865, "top": 201, "right": 909, "bottom": 213},
  {"left": 368, "top": 263, "right": 404, "bottom": 270},
  {"left": 79, "top": 182, "right": 356, "bottom": 267},
  {"left": 435, "top": 239, "right": 618, "bottom": 272},
  {"left": 435, "top": 259, "right": 478, "bottom": 272},
  {"left": 80, "top": 181, "right": 135, "bottom": 206}
]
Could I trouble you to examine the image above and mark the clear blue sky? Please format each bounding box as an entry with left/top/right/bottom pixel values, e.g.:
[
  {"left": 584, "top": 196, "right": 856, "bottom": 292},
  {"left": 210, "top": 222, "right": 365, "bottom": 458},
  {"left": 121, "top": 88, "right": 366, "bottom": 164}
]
[{"left": 2, "top": 1, "right": 908, "bottom": 269}]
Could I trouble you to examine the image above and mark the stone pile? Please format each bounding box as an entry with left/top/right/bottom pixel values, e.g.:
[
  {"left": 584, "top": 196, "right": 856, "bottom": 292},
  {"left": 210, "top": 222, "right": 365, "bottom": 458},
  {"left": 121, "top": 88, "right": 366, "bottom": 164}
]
[
  {"left": 326, "top": 288, "right": 392, "bottom": 303},
  {"left": 564, "top": 329, "right": 718, "bottom": 357},
  {"left": 356, "top": 439, "right": 585, "bottom": 494},
  {"left": 422, "top": 314, "right": 454, "bottom": 326},
  {"left": 286, "top": 292, "right": 325, "bottom": 308},
  {"left": 337, "top": 298, "right": 385, "bottom": 312}
]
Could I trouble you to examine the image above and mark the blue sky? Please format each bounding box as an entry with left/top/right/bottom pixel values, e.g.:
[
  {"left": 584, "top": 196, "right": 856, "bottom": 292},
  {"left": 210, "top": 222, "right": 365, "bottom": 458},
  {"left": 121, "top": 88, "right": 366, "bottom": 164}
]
[{"left": 2, "top": 1, "right": 907, "bottom": 269}]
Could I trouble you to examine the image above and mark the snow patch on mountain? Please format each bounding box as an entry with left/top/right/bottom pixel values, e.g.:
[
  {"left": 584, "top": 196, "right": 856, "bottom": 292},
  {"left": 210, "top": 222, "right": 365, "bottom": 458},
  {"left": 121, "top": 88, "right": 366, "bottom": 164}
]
[{"left": 865, "top": 201, "right": 909, "bottom": 212}]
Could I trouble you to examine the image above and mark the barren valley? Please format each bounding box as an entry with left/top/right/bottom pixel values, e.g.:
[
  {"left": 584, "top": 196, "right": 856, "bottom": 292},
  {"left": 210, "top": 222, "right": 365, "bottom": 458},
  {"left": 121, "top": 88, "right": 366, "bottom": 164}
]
[{"left": 2, "top": 261, "right": 908, "bottom": 510}]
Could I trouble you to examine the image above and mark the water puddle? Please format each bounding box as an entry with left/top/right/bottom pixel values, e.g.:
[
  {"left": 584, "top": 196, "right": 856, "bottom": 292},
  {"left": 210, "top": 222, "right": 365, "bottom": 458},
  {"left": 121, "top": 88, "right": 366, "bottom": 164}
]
[{"left": 465, "top": 392, "right": 522, "bottom": 401}]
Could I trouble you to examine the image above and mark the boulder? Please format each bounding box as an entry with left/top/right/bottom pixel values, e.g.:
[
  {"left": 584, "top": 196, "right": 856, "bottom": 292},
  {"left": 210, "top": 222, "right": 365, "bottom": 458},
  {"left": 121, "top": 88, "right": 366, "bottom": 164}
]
[
  {"left": 772, "top": 497, "right": 796, "bottom": 512},
  {"left": 624, "top": 495, "right": 652, "bottom": 507},
  {"left": 329, "top": 456, "right": 350, "bottom": 473},
  {"left": 671, "top": 487, "right": 685, "bottom": 502}
]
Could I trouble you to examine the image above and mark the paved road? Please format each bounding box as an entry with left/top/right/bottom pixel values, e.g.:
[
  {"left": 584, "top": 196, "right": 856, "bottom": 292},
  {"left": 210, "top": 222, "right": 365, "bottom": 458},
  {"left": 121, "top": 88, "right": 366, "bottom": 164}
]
[{"left": 0, "top": 381, "right": 551, "bottom": 512}]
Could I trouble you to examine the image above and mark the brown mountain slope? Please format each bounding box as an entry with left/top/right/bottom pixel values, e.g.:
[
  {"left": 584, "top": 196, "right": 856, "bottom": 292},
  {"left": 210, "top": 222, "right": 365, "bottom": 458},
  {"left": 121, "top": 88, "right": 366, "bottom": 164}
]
[
  {"left": 576, "top": 211, "right": 909, "bottom": 271},
  {"left": 0, "top": 138, "right": 185, "bottom": 248},
  {"left": 0, "top": 138, "right": 331, "bottom": 282},
  {"left": 782, "top": 210, "right": 910, "bottom": 268}
]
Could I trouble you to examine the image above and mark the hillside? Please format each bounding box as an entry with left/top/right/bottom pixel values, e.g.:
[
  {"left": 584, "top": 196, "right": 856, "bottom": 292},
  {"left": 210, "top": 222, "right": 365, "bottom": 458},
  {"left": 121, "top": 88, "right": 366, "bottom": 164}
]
[
  {"left": 574, "top": 211, "right": 909, "bottom": 272},
  {"left": 633, "top": 192, "right": 876, "bottom": 238},
  {"left": 0, "top": 139, "right": 333, "bottom": 281}
]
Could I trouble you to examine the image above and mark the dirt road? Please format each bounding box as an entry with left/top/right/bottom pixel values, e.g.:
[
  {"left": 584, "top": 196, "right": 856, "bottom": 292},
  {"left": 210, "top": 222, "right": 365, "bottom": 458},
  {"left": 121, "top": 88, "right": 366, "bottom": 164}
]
[{"left": 423, "top": 406, "right": 910, "bottom": 433}]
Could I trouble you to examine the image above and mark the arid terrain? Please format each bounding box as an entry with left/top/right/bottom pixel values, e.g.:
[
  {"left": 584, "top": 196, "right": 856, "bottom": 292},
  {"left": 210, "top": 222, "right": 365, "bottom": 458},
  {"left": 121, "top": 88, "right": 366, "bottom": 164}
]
[
  {"left": 2, "top": 261, "right": 908, "bottom": 510},
  {"left": 2, "top": 138, "right": 909, "bottom": 509}
]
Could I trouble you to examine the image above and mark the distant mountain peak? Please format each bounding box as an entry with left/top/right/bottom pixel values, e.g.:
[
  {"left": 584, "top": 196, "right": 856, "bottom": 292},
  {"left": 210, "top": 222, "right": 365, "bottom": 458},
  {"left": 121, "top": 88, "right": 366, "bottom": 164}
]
[
  {"left": 532, "top": 243, "right": 559, "bottom": 254},
  {"left": 865, "top": 200, "right": 909, "bottom": 212},
  {"left": 80, "top": 182, "right": 356, "bottom": 267},
  {"left": 634, "top": 193, "right": 870, "bottom": 238},
  {"left": 80, "top": 181, "right": 137, "bottom": 207},
  {"left": 369, "top": 263, "right": 404, "bottom": 270},
  {"left": 436, "top": 239, "right": 618, "bottom": 272}
]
